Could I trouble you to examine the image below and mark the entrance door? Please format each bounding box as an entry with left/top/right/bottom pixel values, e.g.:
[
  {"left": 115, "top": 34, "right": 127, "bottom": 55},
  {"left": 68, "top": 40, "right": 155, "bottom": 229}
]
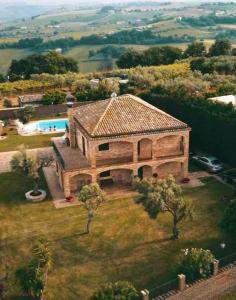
[{"left": 138, "top": 167, "right": 143, "bottom": 180}]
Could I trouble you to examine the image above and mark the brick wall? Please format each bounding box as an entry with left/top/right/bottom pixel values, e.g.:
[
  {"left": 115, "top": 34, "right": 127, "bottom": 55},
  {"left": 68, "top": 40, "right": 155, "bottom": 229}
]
[
  {"left": 95, "top": 141, "right": 133, "bottom": 163},
  {"left": 138, "top": 138, "right": 152, "bottom": 160},
  {"left": 156, "top": 161, "right": 182, "bottom": 178},
  {"left": 155, "top": 135, "right": 182, "bottom": 158}
]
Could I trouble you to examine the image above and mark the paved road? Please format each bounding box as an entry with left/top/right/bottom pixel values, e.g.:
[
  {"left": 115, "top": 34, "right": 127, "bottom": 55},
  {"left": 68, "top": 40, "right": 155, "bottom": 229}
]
[
  {"left": 0, "top": 147, "right": 53, "bottom": 173},
  {"left": 168, "top": 266, "right": 236, "bottom": 300}
]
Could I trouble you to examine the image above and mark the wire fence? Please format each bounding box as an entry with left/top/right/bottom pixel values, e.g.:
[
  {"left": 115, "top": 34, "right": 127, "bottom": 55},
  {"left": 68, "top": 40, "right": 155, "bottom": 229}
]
[
  {"left": 143, "top": 251, "right": 236, "bottom": 300},
  {"left": 149, "top": 278, "right": 178, "bottom": 299},
  {"left": 219, "top": 251, "right": 236, "bottom": 269}
]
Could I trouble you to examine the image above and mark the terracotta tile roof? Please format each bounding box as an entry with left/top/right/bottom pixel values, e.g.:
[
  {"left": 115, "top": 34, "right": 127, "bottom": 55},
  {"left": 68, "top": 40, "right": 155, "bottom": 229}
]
[{"left": 73, "top": 94, "right": 188, "bottom": 137}]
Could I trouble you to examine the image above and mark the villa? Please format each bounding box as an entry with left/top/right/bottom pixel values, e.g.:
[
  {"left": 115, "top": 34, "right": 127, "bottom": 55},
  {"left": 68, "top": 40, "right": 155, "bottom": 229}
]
[{"left": 52, "top": 94, "right": 190, "bottom": 197}]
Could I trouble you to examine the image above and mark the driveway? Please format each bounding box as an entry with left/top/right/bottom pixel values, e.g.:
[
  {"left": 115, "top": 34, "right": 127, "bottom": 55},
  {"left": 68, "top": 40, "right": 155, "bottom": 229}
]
[{"left": 0, "top": 147, "right": 53, "bottom": 173}]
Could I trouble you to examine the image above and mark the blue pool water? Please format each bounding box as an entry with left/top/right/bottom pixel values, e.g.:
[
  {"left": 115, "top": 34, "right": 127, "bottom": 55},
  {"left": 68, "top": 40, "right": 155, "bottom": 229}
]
[{"left": 38, "top": 118, "right": 69, "bottom": 132}]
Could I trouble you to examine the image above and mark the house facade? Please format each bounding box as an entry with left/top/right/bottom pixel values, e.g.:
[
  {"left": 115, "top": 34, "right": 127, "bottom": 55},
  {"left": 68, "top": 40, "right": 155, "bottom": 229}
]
[{"left": 52, "top": 94, "right": 190, "bottom": 197}]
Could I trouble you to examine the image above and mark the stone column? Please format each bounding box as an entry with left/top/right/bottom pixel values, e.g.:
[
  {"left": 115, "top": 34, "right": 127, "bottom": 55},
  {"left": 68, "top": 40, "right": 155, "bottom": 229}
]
[
  {"left": 63, "top": 173, "right": 71, "bottom": 197},
  {"left": 91, "top": 172, "right": 97, "bottom": 184},
  {"left": 141, "top": 289, "right": 149, "bottom": 300},
  {"left": 152, "top": 139, "right": 157, "bottom": 159},
  {"left": 182, "top": 159, "right": 189, "bottom": 178},
  {"left": 213, "top": 259, "right": 219, "bottom": 276},
  {"left": 184, "top": 133, "right": 190, "bottom": 156},
  {"left": 178, "top": 274, "right": 186, "bottom": 292},
  {"left": 133, "top": 141, "right": 138, "bottom": 163},
  {"left": 89, "top": 143, "right": 96, "bottom": 168}
]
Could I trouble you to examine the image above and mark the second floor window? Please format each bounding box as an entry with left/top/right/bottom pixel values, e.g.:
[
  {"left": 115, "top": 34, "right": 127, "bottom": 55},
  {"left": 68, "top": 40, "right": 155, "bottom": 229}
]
[{"left": 99, "top": 143, "right": 109, "bottom": 151}]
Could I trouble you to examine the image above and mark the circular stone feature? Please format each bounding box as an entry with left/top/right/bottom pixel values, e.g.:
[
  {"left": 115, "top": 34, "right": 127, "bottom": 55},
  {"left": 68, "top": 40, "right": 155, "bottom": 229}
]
[{"left": 25, "top": 190, "right": 47, "bottom": 202}]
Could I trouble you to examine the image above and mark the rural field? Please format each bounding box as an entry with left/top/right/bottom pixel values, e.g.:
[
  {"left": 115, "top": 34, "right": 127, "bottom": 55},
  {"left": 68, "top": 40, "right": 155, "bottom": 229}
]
[{"left": 1, "top": 173, "right": 235, "bottom": 299}]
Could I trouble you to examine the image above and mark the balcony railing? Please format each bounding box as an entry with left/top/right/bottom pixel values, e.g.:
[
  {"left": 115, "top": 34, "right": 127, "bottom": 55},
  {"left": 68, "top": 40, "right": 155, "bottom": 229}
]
[
  {"left": 52, "top": 141, "right": 65, "bottom": 169},
  {"left": 96, "top": 156, "right": 133, "bottom": 167}
]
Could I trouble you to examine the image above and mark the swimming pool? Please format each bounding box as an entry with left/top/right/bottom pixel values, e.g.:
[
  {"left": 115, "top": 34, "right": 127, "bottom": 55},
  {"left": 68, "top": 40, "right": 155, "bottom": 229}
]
[
  {"left": 38, "top": 119, "right": 69, "bottom": 132},
  {"left": 21, "top": 118, "right": 69, "bottom": 135}
]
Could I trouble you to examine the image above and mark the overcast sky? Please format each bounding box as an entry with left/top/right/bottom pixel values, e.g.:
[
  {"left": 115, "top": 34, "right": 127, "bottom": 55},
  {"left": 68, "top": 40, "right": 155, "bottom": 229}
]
[{"left": 0, "top": 0, "right": 209, "bottom": 5}]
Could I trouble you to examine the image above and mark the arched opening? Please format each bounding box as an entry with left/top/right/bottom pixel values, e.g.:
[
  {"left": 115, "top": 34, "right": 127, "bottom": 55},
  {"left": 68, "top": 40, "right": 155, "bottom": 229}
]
[
  {"left": 154, "top": 135, "right": 184, "bottom": 158},
  {"left": 98, "top": 169, "right": 133, "bottom": 188},
  {"left": 138, "top": 138, "right": 152, "bottom": 161},
  {"left": 96, "top": 141, "right": 133, "bottom": 166},
  {"left": 156, "top": 161, "right": 182, "bottom": 179},
  {"left": 69, "top": 173, "right": 92, "bottom": 193},
  {"left": 138, "top": 165, "right": 153, "bottom": 180}
]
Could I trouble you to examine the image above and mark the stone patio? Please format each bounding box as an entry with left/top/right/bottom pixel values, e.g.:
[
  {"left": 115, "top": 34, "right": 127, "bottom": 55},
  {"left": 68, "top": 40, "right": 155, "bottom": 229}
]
[
  {"left": 181, "top": 171, "right": 209, "bottom": 188},
  {"left": 43, "top": 166, "right": 81, "bottom": 209}
]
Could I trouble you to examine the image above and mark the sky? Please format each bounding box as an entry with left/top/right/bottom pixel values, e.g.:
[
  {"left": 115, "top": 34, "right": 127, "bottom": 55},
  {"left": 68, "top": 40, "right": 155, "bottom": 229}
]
[{"left": 0, "top": 0, "right": 210, "bottom": 5}]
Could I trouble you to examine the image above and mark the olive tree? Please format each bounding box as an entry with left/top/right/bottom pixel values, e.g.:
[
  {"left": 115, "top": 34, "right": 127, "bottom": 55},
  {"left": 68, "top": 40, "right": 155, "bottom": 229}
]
[
  {"left": 90, "top": 281, "right": 139, "bottom": 300},
  {"left": 79, "top": 183, "right": 107, "bottom": 234},
  {"left": 133, "top": 175, "right": 192, "bottom": 239},
  {"left": 11, "top": 146, "right": 53, "bottom": 195},
  {"left": 178, "top": 248, "right": 215, "bottom": 282}
]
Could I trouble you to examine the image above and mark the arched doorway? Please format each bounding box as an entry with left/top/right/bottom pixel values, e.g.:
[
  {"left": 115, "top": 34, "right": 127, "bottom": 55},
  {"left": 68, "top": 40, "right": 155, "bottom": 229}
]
[
  {"left": 98, "top": 169, "right": 133, "bottom": 187},
  {"left": 69, "top": 173, "right": 92, "bottom": 193},
  {"left": 154, "top": 135, "right": 184, "bottom": 158},
  {"left": 138, "top": 165, "right": 152, "bottom": 180},
  {"left": 156, "top": 161, "right": 182, "bottom": 179}
]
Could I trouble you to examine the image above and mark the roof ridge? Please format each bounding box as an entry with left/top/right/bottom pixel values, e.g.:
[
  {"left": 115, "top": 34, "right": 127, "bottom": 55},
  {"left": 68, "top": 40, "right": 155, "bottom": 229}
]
[{"left": 91, "top": 97, "right": 114, "bottom": 136}]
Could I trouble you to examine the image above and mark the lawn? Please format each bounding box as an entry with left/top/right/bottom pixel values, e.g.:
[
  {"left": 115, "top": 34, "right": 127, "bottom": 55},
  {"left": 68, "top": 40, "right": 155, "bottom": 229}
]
[
  {"left": 1, "top": 172, "right": 236, "bottom": 299},
  {"left": 0, "top": 128, "right": 62, "bottom": 152}
]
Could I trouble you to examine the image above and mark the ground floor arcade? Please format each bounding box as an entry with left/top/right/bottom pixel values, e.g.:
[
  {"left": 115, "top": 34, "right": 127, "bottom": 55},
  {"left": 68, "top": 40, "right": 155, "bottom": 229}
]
[{"left": 56, "top": 158, "right": 188, "bottom": 197}]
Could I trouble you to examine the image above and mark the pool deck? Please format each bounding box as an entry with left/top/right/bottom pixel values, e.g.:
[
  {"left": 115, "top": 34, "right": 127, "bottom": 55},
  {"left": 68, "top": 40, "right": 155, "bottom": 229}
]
[{"left": 17, "top": 118, "right": 68, "bottom": 136}]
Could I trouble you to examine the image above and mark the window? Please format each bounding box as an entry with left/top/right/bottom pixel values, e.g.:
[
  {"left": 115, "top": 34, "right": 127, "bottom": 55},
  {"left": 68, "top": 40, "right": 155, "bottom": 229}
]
[
  {"left": 100, "top": 170, "right": 111, "bottom": 177},
  {"left": 99, "top": 143, "right": 109, "bottom": 151}
]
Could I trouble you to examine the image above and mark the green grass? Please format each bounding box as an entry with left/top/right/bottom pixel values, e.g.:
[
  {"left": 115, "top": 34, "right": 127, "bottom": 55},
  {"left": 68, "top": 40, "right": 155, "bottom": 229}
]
[
  {"left": 1, "top": 173, "right": 236, "bottom": 299},
  {"left": 0, "top": 128, "right": 62, "bottom": 152}
]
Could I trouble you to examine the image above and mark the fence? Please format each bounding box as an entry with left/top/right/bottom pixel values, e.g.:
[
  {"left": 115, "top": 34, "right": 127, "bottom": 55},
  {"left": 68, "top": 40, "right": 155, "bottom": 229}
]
[
  {"left": 140, "top": 251, "right": 236, "bottom": 300},
  {"left": 149, "top": 278, "right": 178, "bottom": 299}
]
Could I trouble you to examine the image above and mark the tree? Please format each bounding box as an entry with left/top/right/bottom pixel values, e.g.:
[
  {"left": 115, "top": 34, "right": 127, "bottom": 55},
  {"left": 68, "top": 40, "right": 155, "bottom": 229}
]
[
  {"left": 221, "top": 199, "right": 236, "bottom": 235},
  {"left": 178, "top": 248, "right": 215, "bottom": 282},
  {"left": 42, "top": 91, "right": 66, "bottom": 105},
  {"left": 0, "top": 74, "right": 5, "bottom": 83},
  {"left": 133, "top": 175, "right": 192, "bottom": 239},
  {"left": 8, "top": 51, "right": 78, "bottom": 79},
  {"left": 11, "top": 146, "right": 53, "bottom": 196},
  {"left": 3, "top": 98, "right": 12, "bottom": 108},
  {"left": 184, "top": 41, "right": 206, "bottom": 57},
  {"left": 79, "top": 183, "right": 106, "bottom": 233},
  {"left": 116, "top": 48, "right": 145, "bottom": 68},
  {"left": 90, "top": 281, "right": 139, "bottom": 300},
  {"left": 208, "top": 39, "right": 232, "bottom": 57},
  {"left": 17, "top": 105, "right": 35, "bottom": 124},
  {"left": 16, "top": 237, "right": 52, "bottom": 299}
]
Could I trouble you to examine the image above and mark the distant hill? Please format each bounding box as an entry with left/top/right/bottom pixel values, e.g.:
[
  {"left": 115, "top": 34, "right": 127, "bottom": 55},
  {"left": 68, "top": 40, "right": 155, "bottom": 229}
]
[{"left": 0, "top": 4, "right": 60, "bottom": 21}]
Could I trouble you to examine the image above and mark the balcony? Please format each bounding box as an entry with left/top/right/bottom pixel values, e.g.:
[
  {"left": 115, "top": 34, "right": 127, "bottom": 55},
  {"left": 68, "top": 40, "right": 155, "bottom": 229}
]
[
  {"left": 52, "top": 137, "right": 90, "bottom": 171},
  {"left": 96, "top": 155, "right": 133, "bottom": 167}
]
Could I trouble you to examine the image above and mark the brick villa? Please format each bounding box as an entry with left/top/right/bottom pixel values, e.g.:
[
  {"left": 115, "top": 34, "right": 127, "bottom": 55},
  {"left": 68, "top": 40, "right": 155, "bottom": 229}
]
[{"left": 52, "top": 94, "right": 190, "bottom": 197}]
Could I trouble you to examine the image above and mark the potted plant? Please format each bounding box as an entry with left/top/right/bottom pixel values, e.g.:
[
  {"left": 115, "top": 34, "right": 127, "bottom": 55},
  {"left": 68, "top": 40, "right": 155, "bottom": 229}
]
[{"left": 11, "top": 146, "right": 53, "bottom": 202}]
